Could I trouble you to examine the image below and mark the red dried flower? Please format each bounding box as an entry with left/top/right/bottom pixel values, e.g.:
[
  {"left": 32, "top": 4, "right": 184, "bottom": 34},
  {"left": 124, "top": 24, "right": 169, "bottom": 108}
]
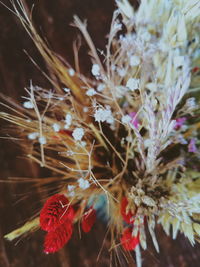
[
  {"left": 121, "top": 227, "right": 140, "bottom": 251},
  {"left": 40, "top": 194, "right": 74, "bottom": 232},
  {"left": 121, "top": 197, "right": 134, "bottom": 224},
  {"left": 81, "top": 208, "right": 96, "bottom": 233},
  {"left": 192, "top": 66, "right": 199, "bottom": 73},
  {"left": 44, "top": 221, "right": 73, "bottom": 254}
]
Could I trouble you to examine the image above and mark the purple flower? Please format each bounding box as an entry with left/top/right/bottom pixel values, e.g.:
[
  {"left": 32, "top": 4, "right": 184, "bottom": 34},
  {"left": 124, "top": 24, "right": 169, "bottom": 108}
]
[
  {"left": 174, "top": 117, "right": 187, "bottom": 130},
  {"left": 129, "top": 112, "right": 139, "bottom": 129},
  {"left": 188, "top": 139, "right": 197, "bottom": 153}
]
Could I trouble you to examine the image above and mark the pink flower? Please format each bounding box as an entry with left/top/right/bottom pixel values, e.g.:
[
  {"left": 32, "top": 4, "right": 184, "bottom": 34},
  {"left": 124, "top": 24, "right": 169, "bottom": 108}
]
[
  {"left": 188, "top": 138, "right": 197, "bottom": 153},
  {"left": 174, "top": 117, "right": 186, "bottom": 130},
  {"left": 129, "top": 112, "right": 139, "bottom": 128}
]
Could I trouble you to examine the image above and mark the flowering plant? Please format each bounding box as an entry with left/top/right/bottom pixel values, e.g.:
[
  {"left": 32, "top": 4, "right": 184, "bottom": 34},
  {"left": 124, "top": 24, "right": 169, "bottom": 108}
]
[{"left": 1, "top": 0, "right": 200, "bottom": 266}]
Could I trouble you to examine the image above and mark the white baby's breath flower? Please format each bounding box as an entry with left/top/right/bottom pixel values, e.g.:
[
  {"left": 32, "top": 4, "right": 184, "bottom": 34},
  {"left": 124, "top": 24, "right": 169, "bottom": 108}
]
[
  {"left": 94, "top": 108, "right": 105, "bottom": 122},
  {"left": 68, "top": 185, "right": 75, "bottom": 197},
  {"left": 91, "top": 64, "right": 100, "bottom": 76},
  {"left": 121, "top": 115, "right": 131, "bottom": 124},
  {"left": 52, "top": 123, "right": 60, "bottom": 132},
  {"left": 72, "top": 127, "right": 84, "bottom": 141},
  {"left": 39, "top": 136, "right": 47, "bottom": 145},
  {"left": 78, "top": 177, "right": 90, "bottom": 190},
  {"left": 68, "top": 68, "right": 75, "bottom": 76},
  {"left": 117, "top": 68, "right": 126, "bottom": 77},
  {"left": 28, "top": 132, "right": 39, "bottom": 140},
  {"left": 63, "top": 87, "right": 70, "bottom": 93},
  {"left": 64, "top": 113, "right": 72, "bottom": 129},
  {"left": 23, "top": 101, "right": 34, "bottom": 109},
  {"left": 126, "top": 78, "right": 139, "bottom": 90},
  {"left": 94, "top": 108, "right": 114, "bottom": 124},
  {"left": 86, "top": 88, "right": 96, "bottom": 96},
  {"left": 130, "top": 55, "right": 140, "bottom": 66},
  {"left": 97, "top": 83, "right": 105, "bottom": 92}
]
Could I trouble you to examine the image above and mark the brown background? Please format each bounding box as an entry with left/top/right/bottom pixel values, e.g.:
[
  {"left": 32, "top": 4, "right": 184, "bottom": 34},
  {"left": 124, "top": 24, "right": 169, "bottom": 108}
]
[{"left": 0, "top": 0, "right": 200, "bottom": 266}]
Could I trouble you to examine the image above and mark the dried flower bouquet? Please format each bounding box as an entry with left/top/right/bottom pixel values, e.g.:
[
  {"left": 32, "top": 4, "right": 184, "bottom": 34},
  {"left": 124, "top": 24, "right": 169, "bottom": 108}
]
[{"left": 1, "top": 0, "right": 200, "bottom": 266}]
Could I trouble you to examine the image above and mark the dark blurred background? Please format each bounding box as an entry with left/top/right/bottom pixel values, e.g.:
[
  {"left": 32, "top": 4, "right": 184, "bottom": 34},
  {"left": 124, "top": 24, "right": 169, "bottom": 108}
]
[{"left": 0, "top": 0, "right": 200, "bottom": 266}]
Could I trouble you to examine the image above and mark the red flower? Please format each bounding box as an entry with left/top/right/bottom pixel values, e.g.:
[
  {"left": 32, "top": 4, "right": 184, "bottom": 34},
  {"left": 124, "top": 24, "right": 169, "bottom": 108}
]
[
  {"left": 81, "top": 208, "right": 96, "bottom": 233},
  {"left": 121, "top": 197, "right": 134, "bottom": 224},
  {"left": 121, "top": 227, "right": 140, "bottom": 251},
  {"left": 192, "top": 66, "right": 199, "bottom": 73},
  {"left": 40, "top": 194, "right": 74, "bottom": 232},
  {"left": 44, "top": 221, "right": 73, "bottom": 254}
]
